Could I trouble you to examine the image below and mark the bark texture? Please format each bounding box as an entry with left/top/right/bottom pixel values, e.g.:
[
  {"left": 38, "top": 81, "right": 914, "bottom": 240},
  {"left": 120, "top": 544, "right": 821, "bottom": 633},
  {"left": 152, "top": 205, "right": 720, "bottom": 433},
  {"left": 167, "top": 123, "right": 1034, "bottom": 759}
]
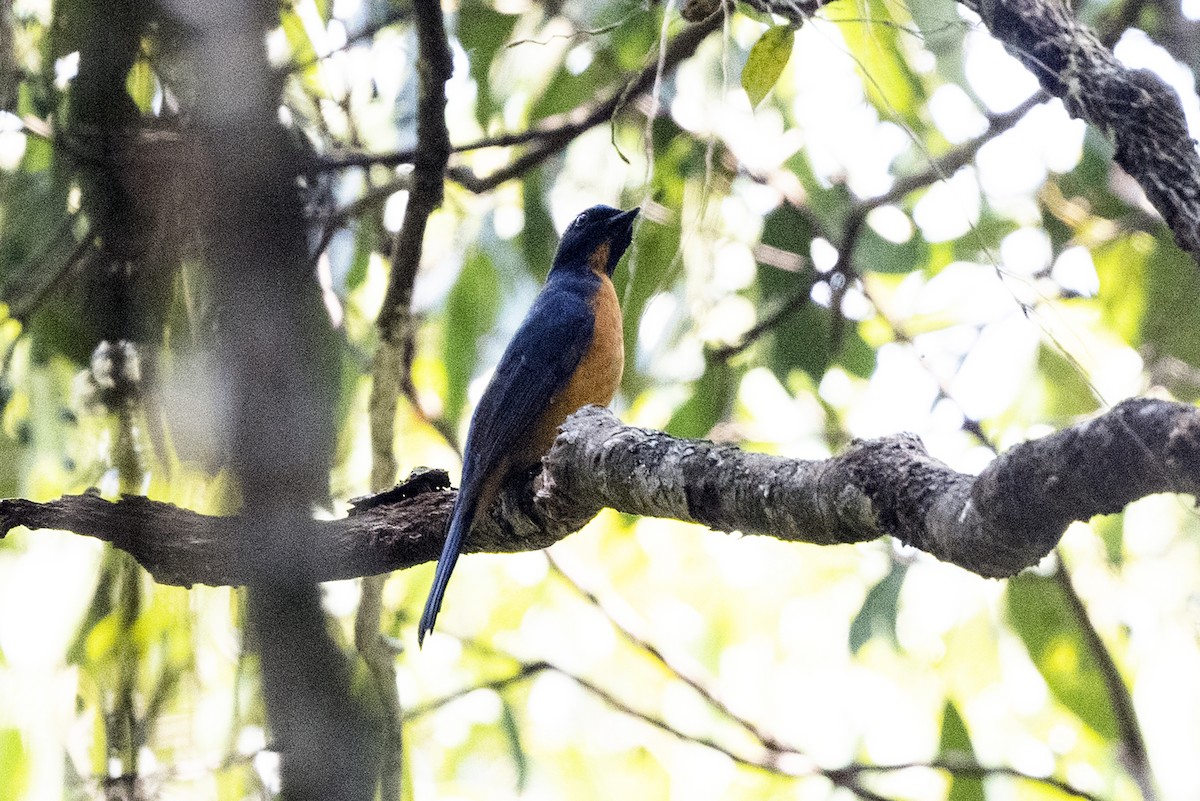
[{"left": 4, "top": 398, "right": 1198, "bottom": 586}]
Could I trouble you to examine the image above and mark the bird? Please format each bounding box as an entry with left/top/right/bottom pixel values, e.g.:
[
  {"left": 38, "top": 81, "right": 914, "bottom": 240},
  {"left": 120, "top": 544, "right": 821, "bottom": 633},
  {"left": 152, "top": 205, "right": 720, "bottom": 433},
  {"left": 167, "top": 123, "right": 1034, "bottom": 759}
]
[{"left": 418, "top": 204, "right": 640, "bottom": 645}]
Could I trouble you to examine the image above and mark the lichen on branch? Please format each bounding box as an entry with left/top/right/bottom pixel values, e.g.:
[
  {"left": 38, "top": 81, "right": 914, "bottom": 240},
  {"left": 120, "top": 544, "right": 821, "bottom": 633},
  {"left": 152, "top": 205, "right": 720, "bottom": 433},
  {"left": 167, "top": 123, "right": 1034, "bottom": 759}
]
[{"left": 2, "top": 398, "right": 1198, "bottom": 587}]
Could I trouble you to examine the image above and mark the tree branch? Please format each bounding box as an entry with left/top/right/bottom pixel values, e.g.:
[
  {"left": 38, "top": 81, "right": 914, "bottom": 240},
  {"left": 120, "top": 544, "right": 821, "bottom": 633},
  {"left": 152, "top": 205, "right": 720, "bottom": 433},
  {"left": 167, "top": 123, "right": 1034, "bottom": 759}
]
[
  {"left": 964, "top": 0, "right": 1200, "bottom": 262},
  {"left": 4, "top": 398, "right": 1198, "bottom": 588},
  {"left": 319, "top": 11, "right": 723, "bottom": 193},
  {"left": 752, "top": 0, "right": 1200, "bottom": 263},
  {"left": 361, "top": 3, "right": 454, "bottom": 796}
]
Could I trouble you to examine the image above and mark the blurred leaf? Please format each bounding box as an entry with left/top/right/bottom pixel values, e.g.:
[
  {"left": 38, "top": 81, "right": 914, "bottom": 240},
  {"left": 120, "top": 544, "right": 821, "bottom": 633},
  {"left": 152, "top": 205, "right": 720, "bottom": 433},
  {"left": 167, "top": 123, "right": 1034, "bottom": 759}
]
[
  {"left": 753, "top": 205, "right": 819, "bottom": 381},
  {"left": 84, "top": 610, "right": 121, "bottom": 666},
  {"left": 781, "top": 152, "right": 854, "bottom": 235},
  {"left": 1006, "top": 572, "right": 1119, "bottom": 740},
  {"left": 828, "top": 0, "right": 925, "bottom": 123},
  {"left": 522, "top": 169, "right": 557, "bottom": 284},
  {"left": 0, "top": 431, "right": 23, "bottom": 499},
  {"left": 1142, "top": 239, "right": 1200, "bottom": 368},
  {"left": 19, "top": 129, "right": 53, "bottom": 173},
  {"left": 501, "top": 697, "right": 529, "bottom": 791},
  {"left": 907, "top": 0, "right": 969, "bottom": 88},
  {"left": 756, "top": 266, "right": 823, "bottom": 384},
  {"left": 68, "top": 556, "right": 120, "bottom": 665},
  {"left": 0, "top": 729, "right": 29, "bottom": 801},
  {"left": 1035, "top": 344, "right": 1099, "bottom": 421},
  {"left": 443, "top": 246, "right": 501, "bottom": 430},
  {"left": 830, "top": 0, "right": 921, "bottom": 122},
  {"left": 125, "top": 59, "right": 155, "bottom": 114},
  {"left": 938, "top": 701, "right": 984, "bottom": 801},
  {"left": 839, "top": 325, "right": 876, "bottom": 379},
  {"left": 281, "top": 9, "right": 317, "bottom": 66},
  {"left": 755, "top": 260, "right": 874, "bottom": 384},
  {"left": 616, "top": 136, "right": 686, "bottom": 395},
  {"left": 0, "top": 172, "right": 71, "bottom": 288},
  {"left": 666, "top": 360, "right": 738, "bottom": 439},
  {"left": 848, "top": 560, "right": 907, "bottom": 653},
  {"left": 1092, "top": 513, "right": 1123, "bottom": 567},
  {"left": 531, "top": 48, "right": 621, "bottom": 122},
  {"left": 1092, "top": 236, "right": 1147, "bottom": 345},
  {"left": 345, "top": 219, "right": 378, "bottom": 292},
  {"left": 951, "top": 211, "right": 1018, "bottom": 263},
  {"left": 457, "top": 1, "right": 518, "bottom": 127},
  {"left": 742, "top": 25, "right": 794, "bottom": 108},
  {"left": 856, "top": 224, "right": 930, "bottom": 274},
  {"left": 757, "top": 203, "right": 813, "bottom": 268},
  {"left": 606, "top": 8, "right": 660, "bottom": 70},
  {"left": 1056, "top": 130, "right": 1124, "bottom": 220}
]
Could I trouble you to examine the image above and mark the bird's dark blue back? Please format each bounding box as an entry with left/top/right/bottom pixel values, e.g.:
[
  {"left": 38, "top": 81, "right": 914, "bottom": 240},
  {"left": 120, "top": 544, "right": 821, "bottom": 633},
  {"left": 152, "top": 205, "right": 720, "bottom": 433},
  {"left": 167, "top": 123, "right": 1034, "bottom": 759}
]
[{"left": 462, "top": 272, "right": 599, "bottom": 481}]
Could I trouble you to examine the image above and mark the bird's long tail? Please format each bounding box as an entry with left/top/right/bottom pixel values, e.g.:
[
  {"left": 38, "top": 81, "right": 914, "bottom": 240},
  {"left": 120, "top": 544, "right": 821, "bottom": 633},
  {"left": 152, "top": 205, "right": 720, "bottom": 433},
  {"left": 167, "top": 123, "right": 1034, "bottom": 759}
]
[{"left": 418, "top": 491, "right": 478, "bottom": 645}]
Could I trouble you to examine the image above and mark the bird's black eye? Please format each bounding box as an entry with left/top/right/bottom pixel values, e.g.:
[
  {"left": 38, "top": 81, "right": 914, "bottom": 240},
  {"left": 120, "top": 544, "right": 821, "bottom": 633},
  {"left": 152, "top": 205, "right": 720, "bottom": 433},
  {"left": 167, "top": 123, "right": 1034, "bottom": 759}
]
[{"left": 573, "top": 211, "right": 589, "bottom": 228}]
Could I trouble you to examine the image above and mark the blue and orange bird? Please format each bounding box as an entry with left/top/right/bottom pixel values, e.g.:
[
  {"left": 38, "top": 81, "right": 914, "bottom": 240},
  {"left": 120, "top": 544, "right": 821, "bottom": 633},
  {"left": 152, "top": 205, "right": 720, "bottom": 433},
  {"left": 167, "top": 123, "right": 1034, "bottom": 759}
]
[{"left": 418, "top": 204, "right": 640, "bottom": 644}]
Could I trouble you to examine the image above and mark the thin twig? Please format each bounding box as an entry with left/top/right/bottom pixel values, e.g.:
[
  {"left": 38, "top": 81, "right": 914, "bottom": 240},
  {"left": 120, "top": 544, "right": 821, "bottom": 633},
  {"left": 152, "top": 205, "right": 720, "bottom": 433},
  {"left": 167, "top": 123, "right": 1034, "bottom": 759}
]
[
  {"left": 716, "top": 91, "right": 1046, "bottom": 361},
  {"left": 1051, "top": 560, "right": 1156, "bottom": 799},
  {"left": 547, "top": 555, "right": 796, "bottom": 754},
  {"left": 548, "top": 556, "right": 1104, "bottom": 801},
  {"left": 712, "top": 270, "right": 818, "bottom": 359},
  {"left": 831, "top": 759, "right": 1104, "bottom": 801},
  {"left": 407, "top": 643, "right": 899, "bottom": 801}
]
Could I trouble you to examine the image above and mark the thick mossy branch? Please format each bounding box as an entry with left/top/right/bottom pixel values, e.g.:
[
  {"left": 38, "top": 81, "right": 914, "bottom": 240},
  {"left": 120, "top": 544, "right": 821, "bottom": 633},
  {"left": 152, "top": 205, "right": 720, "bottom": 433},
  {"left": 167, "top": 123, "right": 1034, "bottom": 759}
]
[{"left": 2, "top": 398, "right": 1198, "bottom": 586}]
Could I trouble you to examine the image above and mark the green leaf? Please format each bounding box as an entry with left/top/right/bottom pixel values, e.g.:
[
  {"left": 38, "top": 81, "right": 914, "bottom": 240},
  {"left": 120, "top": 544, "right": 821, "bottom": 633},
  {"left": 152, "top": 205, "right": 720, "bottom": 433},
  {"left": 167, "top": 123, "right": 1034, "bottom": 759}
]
[
  {"left": 781, "top": 151, "right": 856, "bottom": 235},
  {"left": 0, "top": 729, "right": 30, "bottom": 801},
  {"left": 456, "top": 1, "right": 519, "bottom": 127},
  {"left": 827, "top": 0, "right": 925, "bottom": 123},
  {"left": 742, "top": 25, "right": 794, "bottom": 108},
  {"left": 1092, "top": 512, "right": 1123, "bottom": 567},
  {"left": 1034, "top": 344, "right": 1100, "bottom": 421},
  {"left": 1006, "top": 572, "right": 1119, "bottom": 740},
  {"left": 1142, "top": 238, "right": 1200, "bottom": 375},
  {"left": 938, "top": 701, "right": 984, "bottom": 801},
  {"left": 907, "top": 0, "right": 969, "bottom": 89},
  {"left": 950, "top": 211, "right": 1018, "bottom": 263},
  {"left": 755, "top": 259, "right": 874, "bottom": 385},
  {"left": 522, "top": 169, "right": 557, "bottom": 285},
  {"left": 535, "top": 49, "right": 624, "bottom": 122},
  {"left": 757, "top": 203, "right": 813, "bottom": 267},
  {"left": 616, "top": 138, "right": 686, "bottom": 396},
  {"left": 666, "top": 360, "right": 738, "bottom": 439},
  {"left": 848, "top": 561, "right": 907, "bottom": 654},
  {"left": 345, "top": 219, "right": 378, "bottom": 292},
  {"left": 1056, "top": 130, "right": 1124, "bottom": 220},
  {"left": 1092, "top": 236, "right": 1148, "bottom": 346},
  {"left": 280, "top": 10, "right": 317, "bottom": 66},
  {"left": 855, "top": 222, "right": 930, "bottom": 275},
  {"left": 125, "top": 59, "right": 156, "bottom": 114},
  {"left": 443, "top": 245, "right": 501, "bottom": 431}
]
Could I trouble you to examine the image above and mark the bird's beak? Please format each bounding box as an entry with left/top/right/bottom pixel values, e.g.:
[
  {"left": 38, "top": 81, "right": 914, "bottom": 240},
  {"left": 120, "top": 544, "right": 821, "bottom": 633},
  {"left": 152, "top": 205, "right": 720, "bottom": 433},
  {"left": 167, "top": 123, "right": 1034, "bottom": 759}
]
[{"left": 608, "top": 206, "right": 640, "bottom": 237}]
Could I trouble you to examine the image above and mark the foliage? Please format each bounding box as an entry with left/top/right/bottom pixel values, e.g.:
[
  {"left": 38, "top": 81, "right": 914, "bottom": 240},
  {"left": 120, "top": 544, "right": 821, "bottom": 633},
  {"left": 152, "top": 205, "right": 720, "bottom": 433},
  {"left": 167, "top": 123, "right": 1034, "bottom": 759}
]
[{"left": 0, "top": 0, "right": 1197, "bottom": 800}]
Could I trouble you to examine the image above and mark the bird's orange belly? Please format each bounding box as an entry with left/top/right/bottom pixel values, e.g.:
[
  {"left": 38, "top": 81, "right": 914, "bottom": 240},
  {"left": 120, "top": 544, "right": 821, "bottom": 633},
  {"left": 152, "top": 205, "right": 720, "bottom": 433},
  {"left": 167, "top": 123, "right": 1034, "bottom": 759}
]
[{"left": 520, "top": 276, "right": 623, "bottom": 464}]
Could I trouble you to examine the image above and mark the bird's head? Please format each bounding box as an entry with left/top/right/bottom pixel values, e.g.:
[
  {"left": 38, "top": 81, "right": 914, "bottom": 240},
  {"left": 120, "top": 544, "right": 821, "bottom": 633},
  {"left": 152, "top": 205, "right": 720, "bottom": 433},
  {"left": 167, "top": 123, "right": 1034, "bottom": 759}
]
[{"left": 551, "top": 204, "right": 640, "bottom": 278}]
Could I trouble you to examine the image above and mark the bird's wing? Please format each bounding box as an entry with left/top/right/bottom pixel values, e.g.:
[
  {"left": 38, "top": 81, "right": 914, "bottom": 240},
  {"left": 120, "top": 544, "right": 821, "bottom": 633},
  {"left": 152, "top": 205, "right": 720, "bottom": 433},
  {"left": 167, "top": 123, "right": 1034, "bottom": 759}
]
[
  {"left": 462, "top": 285, "right": 595, "bottom": 479},
  {"left": 419, "top": 281, "right": 594, "bottom": 643}
]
